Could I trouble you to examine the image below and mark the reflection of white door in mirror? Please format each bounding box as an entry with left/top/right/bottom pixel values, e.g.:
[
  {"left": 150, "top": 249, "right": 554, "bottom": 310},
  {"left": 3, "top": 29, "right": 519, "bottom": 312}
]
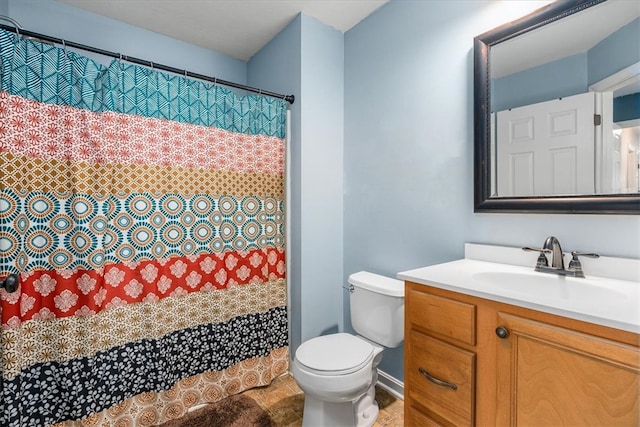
[
  {"left": 612, "top": 124, "right": 640, "bottom": 194},
  {"left": 591, "top": 62, "right": 640, "bottom": 195},
  {"left": 496, "top": 92, "right": 595, "bottom": 197}
]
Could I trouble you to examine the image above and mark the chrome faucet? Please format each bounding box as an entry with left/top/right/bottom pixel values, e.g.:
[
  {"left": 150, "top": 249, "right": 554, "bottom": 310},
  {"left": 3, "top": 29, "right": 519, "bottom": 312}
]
[
  {"left": 543, "top": 236, "right": 565, "bottom": 270},
  {"left": 523, "top": 236, "right": 599, "bottom": 278}
]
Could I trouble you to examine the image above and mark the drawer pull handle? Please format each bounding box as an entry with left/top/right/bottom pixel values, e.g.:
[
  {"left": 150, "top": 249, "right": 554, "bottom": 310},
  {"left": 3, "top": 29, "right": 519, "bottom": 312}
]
[{"left": 418, "top": 367, "right": 457, "bottom": 391}]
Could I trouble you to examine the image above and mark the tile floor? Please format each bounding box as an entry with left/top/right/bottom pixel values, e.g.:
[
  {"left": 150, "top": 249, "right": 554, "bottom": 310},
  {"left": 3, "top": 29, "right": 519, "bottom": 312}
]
[{"left": 242, "top": 374, "right": 404, "bottom": 426}]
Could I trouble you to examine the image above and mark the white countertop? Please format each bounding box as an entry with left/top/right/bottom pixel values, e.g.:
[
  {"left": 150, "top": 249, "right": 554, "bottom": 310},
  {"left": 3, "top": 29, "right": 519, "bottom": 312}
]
[{"left": 398, "top": 244, "right": 640, "bottom": 334}]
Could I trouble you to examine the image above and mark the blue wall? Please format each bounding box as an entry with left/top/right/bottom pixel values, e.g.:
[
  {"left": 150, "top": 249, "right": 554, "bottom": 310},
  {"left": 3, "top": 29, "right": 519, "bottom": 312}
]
[
  {"left": 248, "top": 14, "right": 345, "bottom": 355},
  {"left": 588, "top": 18, "right": 640, "bottom": 86},
  {"left": 344, "top": 0, "right": 640, "bottom": 382},
  {"left": 248, "top": 16, "right": 304, "bottom": 359},
  {"left": 296, "top": 16, "right": 345, "bottom": 343},
  {"left": 492, "top": 53, "right": 588, "bottom": 111},
  {"left": 614, "top": 93, "right": 640, "bottom": 122},
  {"left": 344, "top": 0, "right": 490, "bottom": 380}
]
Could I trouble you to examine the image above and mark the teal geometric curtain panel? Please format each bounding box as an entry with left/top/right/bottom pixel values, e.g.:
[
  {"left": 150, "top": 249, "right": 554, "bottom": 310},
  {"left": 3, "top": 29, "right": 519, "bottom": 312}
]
[{"left": 0, "top": 28, "right": 286, "bottom": 138}]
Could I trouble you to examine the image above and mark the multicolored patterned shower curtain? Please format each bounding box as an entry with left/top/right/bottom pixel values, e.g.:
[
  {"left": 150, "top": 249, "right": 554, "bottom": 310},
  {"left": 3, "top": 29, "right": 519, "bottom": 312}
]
[{"left": 0, "top": 29, "right": 288, "bottom": 426}]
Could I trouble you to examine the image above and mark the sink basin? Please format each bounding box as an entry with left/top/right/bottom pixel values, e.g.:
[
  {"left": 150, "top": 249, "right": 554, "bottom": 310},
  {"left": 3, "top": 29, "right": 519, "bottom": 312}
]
[
  {"left": 471, "top": 270, "right": 627, "bottom": 303},
  {"left": 398, "top": 244, "right": 640, "bottom": 333}
]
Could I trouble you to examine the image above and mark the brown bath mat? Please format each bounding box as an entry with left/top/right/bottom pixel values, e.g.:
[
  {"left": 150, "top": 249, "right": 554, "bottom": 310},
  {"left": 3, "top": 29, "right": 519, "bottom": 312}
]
[{"left": 158, "top": 394, "right": 275, "bottom": 427}]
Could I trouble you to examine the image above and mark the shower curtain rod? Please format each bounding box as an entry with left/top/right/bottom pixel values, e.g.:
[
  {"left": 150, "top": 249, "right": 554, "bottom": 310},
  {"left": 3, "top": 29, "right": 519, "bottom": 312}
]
[{"left": 0, "top": 22, "right": 295, "bottom": 104}]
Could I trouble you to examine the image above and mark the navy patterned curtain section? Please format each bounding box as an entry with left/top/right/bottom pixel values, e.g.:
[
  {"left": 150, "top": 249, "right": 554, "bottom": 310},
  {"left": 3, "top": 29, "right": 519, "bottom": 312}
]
[{"left": 0, "top": 29, "right": 288, "bottom": 426}]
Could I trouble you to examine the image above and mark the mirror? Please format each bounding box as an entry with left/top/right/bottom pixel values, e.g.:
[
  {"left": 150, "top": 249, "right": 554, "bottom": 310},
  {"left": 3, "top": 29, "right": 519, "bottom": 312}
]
[{"left": 474, "top": 0, "right": 640, "bottom": 213}]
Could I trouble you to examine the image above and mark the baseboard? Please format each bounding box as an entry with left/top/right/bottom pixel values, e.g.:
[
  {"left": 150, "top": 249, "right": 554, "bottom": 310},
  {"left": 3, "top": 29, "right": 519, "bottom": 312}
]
[{"left": 376, "top": 369, "right": 404, "bottom": 400}]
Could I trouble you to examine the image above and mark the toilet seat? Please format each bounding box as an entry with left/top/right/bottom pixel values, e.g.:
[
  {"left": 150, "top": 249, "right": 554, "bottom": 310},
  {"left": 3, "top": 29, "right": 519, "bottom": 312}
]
[{"left": 295, "top": 333, "right": 374, "bottom": 376}]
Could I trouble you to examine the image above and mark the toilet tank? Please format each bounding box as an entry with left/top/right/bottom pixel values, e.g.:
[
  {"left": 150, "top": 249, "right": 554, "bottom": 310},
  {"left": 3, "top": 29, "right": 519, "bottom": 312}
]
[{"left": 348, "top": 271, "right": 405, "bottom": 348}]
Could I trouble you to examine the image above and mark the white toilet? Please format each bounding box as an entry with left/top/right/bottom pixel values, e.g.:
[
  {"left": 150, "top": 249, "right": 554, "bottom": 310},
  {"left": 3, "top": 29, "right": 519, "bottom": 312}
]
[{"left": 292, "top": 271, "right": 404, "bottom": 427}]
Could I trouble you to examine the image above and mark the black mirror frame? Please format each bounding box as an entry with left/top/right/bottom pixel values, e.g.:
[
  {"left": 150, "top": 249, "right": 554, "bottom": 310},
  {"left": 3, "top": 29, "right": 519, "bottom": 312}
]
[{"left": 473, "top": 0, "right": 640, "bottom": 214}]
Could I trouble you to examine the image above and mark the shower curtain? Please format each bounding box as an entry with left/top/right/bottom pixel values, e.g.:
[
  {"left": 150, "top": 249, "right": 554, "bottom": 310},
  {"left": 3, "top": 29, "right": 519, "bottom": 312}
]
[{"left": 0, "top": 29, "right": 288, "bottom": 426}]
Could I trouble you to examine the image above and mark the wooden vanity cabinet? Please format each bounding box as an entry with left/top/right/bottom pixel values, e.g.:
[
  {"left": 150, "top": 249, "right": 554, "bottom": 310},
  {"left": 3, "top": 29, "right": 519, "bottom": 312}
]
[{"left": 404, "top": 281, "right": 640, "bottom": 426}]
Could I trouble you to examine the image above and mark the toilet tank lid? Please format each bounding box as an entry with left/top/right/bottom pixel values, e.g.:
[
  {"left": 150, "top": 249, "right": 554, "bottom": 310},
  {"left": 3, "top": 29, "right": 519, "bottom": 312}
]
[{"left": 348, "top": 271, "right": 404, "bottom": 297}]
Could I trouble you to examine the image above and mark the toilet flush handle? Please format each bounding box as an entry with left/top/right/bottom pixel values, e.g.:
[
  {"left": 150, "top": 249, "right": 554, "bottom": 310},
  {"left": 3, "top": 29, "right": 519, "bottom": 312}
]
[{"left": 342, "top": 284, "right": 354, "bottom": 293}]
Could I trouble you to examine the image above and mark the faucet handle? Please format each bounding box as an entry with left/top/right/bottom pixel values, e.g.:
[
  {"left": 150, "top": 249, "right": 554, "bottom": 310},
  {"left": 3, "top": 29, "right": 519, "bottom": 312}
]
[
  {"left": 568, "top": 251, "right": 600, "bottom": 278},
  {"left": 523, "top": 247, "right": 552, "bottom": 253},
  {"left": 522, "top": 247, "right": 551, "bottom": 268},
  {"left": 570, "top": 251, "right": 600, "bottom": 259}
]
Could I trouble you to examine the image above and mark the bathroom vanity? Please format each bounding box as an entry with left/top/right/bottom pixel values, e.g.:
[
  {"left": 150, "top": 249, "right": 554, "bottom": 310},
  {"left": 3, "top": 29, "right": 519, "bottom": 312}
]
[{"left": 399, "top": 244, "right": 640, "bottom": 426}]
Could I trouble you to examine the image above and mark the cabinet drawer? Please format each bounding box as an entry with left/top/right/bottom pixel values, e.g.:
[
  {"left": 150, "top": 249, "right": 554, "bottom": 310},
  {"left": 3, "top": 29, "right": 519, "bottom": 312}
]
[
  {"left": 408, "top": 329, "right": 475, "bottom": 426},
  {"left": 407, "top": 288, "right": 476, "bottom": 345},
  {"left": 408, "top": 405, "right": 450, "bottom": 427}
]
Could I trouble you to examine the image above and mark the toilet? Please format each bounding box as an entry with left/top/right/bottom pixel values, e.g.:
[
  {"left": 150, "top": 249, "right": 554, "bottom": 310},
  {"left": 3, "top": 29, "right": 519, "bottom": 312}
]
[{"left": 292, "top": 271, "right": 404, "bottom": 427}]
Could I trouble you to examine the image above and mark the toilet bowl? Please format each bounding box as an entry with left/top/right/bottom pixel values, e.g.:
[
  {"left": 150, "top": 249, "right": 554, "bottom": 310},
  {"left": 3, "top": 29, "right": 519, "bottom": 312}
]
[{"left": 292, "top": 272, "right": 404, "bottom": 427}]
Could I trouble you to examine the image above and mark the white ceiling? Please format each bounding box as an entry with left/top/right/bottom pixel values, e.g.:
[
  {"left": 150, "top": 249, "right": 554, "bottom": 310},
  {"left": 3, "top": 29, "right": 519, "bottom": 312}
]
[{"left": 58, "top": 0, "right": 388, "bottom": 61}]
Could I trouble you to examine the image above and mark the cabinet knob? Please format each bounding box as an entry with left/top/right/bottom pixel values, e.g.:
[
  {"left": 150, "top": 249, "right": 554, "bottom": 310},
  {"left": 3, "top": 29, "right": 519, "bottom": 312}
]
[{"left": 495, "top": 326, "right": 509, "bottom": 339}]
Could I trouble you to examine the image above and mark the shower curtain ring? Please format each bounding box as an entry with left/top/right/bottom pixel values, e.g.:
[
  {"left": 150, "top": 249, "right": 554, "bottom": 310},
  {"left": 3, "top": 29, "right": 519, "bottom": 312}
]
[{"left": 0, "top": 15, "right": 23, "bottom": 36}]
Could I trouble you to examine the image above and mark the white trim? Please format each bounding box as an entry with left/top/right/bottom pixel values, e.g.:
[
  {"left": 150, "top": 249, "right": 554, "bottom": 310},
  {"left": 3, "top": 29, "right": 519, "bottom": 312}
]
[
  {"left": 589, "top": 62, "right": 640, "bottom": 96},
  {"left": 376, "top": 369, "right": 404, "bottom": 400},
  {"left": 596, "top": 91, "right": 614, "bottom": 194}
]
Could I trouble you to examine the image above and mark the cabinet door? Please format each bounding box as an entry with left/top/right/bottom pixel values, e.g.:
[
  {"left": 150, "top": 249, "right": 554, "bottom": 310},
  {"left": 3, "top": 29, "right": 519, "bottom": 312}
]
[{"left": 495, "top": 312, "right": 640, "bottom": 426}]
